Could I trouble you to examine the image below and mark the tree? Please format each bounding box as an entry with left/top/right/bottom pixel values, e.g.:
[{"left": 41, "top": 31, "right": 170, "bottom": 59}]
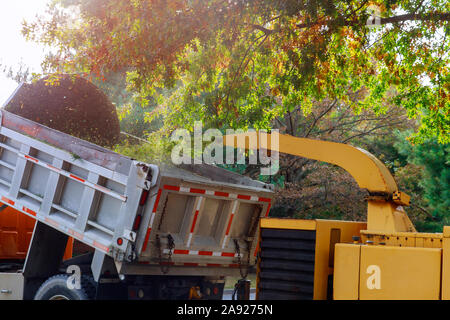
[
  {"left": 395, "top": 132, "right": 450, "bottom": 231},
  {"left": 21, "top": 0, "right": 448, "bottom": 226},
  {"left": 23, "top": 0, "right": 449, "bottom": 142},
  {"left": 267, "top": 99, "right": 414, "bottom": 221},
  {"left": 274, "top": 96, "right": 412, "bottom": 182},
  {"left": 90, "top": 72, "right": 163, "bottom": 138}
]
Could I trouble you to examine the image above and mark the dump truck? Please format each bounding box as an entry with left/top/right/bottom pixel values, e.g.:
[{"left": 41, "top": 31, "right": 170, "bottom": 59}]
[
  {"left": 223, "top": 132, "right": 449, "bottom": 300},
  {"left": 0, "top": 109, "right": 273, "bottom": 300}
]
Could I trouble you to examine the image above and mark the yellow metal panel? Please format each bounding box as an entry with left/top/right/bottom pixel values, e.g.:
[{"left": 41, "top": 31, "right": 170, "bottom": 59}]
[
  {"left": 333, "top": 243, "right": 361, "bottom": 300},
  {"left": 444, "top": 226, "right": 450, "bottom": 238},
  {"left": 423, "top": 237, "right": 443, "bottom": 248},
  {"left": 359, "top": 245, "right": 441, "bottom": 300},
  {"left": 395, "top": 236, "right": 415, "bottom": 247},
  {"left": 415, "top": 233, "right": 443, "bottom": 248},
  {"left": 313, "top": 220, "right": 366, "bottom": 300},
  {"left": 259, "top": 218, "right": 316, "bottom": 231},
  {"left": 360, "top": 230, "right": 443, "bottom": 248},
  {"left": 416, "top": 237, "right": 424, "bottom": 247},
  {"left": 441, "top": 227, "right": 450, "bottom": 300},
  {"left": 366, "top": 202, "right": 416, "bottom": 233}
]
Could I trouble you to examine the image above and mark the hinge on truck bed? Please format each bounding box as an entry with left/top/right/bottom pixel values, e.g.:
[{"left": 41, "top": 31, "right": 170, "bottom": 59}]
[
  {"left": 234, "top": 239, "right": 251, "bottom": 279},
  {"left": 156, "top": 234, "right": 175, "bottom": 274}
]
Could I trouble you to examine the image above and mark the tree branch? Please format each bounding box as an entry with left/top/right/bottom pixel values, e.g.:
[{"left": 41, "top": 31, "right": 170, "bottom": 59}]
[
  {"left": 409, "top": 203, "right": 437, "bottom": 220},
  {"left": 380, "top": 12, "right": 450, "bottom": 24},
  {"left": 251, "top": 24, "right": 276, "bottom": 35},
  {"left": 296, "top": 12, "right": 450, "bottom": 29},
  {"left": 303, "top": 99, "right": 337, "bottom": 138}
]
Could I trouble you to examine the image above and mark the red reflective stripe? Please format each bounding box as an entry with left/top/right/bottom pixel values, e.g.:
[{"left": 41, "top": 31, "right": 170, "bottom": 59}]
[
  {"left": 164, "top": 185, "right": 180, "bottom": 191},
  {"left": 133, "top": 262, "right": 243, "bottom": 268},
  {"left": 94, "top": 241, "right": 109, "bottom": 253},
  {"left": 70, "top": 174, "right": 85, "bottom": 183},
  {"left": 133, "top": 215, "right": 142, "bottom": 231},
  {"left": 139, "top": 190, "right": 149, "bottom": 206},
  {"left": 96, "top": 185, "right": 112, "bottom": 194},
  {"left": 47, "top": 164, "right": 61, "bottom": 171},
  {"left": 142, "top": 228, "right": 152, "bottom": 252},
  {"left": 23, "top": 206, "right": 36, "bottom": 216},
  {"left": 45, "top": 218, "right": 59, "bottom": 228},
  {"left": 207, "top": 263, "right": 221, "bottom": 267},
  {"left": 69, "top": 229, "right": 84, "bottom": 240},
  {"left": 221, "top": 252, "right": 235, "bottom": 257},
  {"left": 225, "top": 214, "right": 234, "bottom": 235},
  {"left": 190, "top": 188, "right": 205, "bottom": 194},
  {"left": 173, "top": 249, "right": 189, "bottom": 255},
  {"left": 254, "top": 242, "right": 259, "bottom": 257},
  {"left": 149, "top": 262, "right": 242, "bottom": 267},
  {"left": 160, "top": 186, "right": 266, "bottom": 204},
  {"left": 1, "top": 196, "right": 14, "bottom": 206},
  {"left": 142, "top": 189, "right": 163, "bottom": 252},
  {"left": 168, "top": 250, "right": 236, "bottom": 257},
  {"left": 25, "top": 155, "right": 38, "bottom": 163},
  {"left": 214, "top": 191, "right": 229, "bottom": 197},
  {"left": 265, "top": 203, "right": 271, "bottom": 217},
  {"left": 183, "top": 262, "right": 199, "bottom": 267},
  {"left": 152, "top": 189, "right": 162, "bottom": 212},
  {"left": 190, "top": 210, "right": 199, "bottom": 233}
]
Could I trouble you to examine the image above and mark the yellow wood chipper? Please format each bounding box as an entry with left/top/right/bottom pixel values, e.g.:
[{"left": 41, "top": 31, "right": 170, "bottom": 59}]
[{"left": 224, "top": 132, "right": 448, "bottom": 300}]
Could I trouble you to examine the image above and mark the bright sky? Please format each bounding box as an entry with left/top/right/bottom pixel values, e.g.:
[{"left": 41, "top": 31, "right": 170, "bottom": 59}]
[{"left": 0, "top": 0, "right": 50, "bottom": 105}]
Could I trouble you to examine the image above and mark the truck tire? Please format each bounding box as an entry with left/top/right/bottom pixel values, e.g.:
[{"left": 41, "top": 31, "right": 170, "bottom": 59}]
[{"left": 34, "top": 274, "right": 96, "bottom": 300}]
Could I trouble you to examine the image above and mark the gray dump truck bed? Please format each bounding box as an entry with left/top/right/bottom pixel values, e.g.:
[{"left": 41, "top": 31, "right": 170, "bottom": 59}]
[{"left": 0, "top": 110, "right": 273, "bottom": 277}]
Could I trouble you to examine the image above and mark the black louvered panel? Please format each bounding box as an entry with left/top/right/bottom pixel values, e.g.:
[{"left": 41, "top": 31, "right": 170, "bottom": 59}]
[{"left": 257, "top": 228, "right": 316, "bottom": 300}]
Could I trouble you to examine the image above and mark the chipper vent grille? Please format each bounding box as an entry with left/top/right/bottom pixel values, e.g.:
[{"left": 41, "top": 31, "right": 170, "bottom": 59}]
[{"left": 257, "top": 228, "right": 316, "bottom": 300}]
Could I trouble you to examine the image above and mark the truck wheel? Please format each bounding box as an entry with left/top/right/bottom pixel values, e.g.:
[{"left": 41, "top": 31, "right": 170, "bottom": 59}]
[{"left": 34, "top": 274, "right": 96, "bottom": 300}]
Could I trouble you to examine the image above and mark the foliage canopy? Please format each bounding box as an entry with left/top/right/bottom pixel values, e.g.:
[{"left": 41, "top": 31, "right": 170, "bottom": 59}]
[
  {"left": 19, "top": 1, "right": 450, "bottom": 230},
  {"left": 23, "top": 0, "right": 450, "bottom": 142},
  {"left": 395, "top": 132, "right": 450, "bottom": 231}
]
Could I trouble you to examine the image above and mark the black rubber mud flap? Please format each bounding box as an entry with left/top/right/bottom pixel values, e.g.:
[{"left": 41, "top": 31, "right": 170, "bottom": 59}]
[{"left": 23, "top": 221, "right": 70, "bottom": 299}]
